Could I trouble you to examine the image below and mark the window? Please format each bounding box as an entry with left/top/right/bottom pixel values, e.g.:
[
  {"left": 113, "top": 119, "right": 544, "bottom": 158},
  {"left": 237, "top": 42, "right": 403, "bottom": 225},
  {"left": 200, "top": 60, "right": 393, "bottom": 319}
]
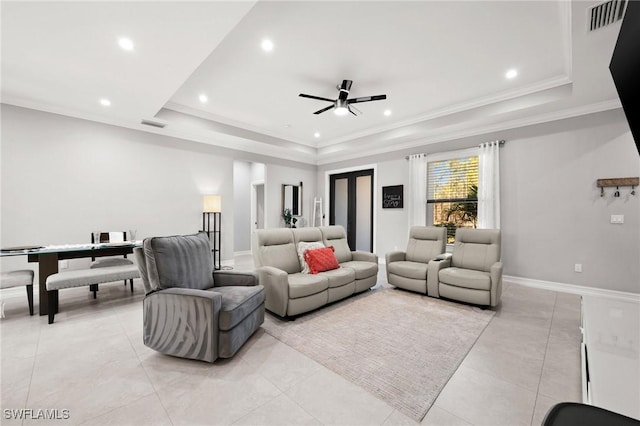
[{"left": 427, "top": 153, "right": 478, "bottom": 244}]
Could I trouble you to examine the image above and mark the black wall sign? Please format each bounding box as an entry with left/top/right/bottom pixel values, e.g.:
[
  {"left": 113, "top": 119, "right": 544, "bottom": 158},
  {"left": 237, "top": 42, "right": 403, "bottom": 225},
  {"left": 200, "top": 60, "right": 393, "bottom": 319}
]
[{"left": 382, "top": 185, "right": 403, "bottom": 209}]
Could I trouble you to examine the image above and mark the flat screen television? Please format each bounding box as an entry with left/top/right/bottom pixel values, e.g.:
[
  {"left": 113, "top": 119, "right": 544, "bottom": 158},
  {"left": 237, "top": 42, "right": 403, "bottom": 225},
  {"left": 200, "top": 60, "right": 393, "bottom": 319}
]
[{"left": 609, "top": 0, "right": 640, "bottom": 156}]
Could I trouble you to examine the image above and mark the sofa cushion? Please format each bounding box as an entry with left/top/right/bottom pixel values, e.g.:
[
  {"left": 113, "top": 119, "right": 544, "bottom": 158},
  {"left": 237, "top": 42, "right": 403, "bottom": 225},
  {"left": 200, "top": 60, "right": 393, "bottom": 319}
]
[
  {"left": 340, "top": 260, "right": 378, "bottom": 280},
  {"left": 143, "top": 232, "right": 213, "bottom": 291},
  {"left": 254, "top": 228, "right": 301, "bottom": 274},
  {"left": 451, "top": 229, "right": 500, "bottom": 272},
  {"left": 287, "top": 273, "right": 329, "bottom": 298},
  {"left": 387, "top": 261, "right": 428, "bottom": 280},
  {"left": 211, "top": 285, "right": 265, "bottom": 331},
  {"left": 297, "top": 241, "right": 325, "bottom": 273},
  {"left": 305, "top": 247, "right": 340, "bottom": 274},
  {"left": 438, "top": 267, "right": 491, "bottom": 291},
  {"left": 405, "top": 227, "right": 445, "bottom": 263},
  {"left": 318, "top": 267, "right": 355, "bottom": 288}
]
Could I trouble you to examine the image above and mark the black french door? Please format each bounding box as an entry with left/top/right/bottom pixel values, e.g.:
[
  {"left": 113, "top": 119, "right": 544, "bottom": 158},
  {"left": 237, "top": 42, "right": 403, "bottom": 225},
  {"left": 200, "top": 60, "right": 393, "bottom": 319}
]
[{"left": 329, "top": 169, "right": 374, "bottom": 252}]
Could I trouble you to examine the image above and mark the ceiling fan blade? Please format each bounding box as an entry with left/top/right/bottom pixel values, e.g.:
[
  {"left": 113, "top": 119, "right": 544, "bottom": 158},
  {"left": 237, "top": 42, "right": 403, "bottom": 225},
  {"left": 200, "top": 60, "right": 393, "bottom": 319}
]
[
  {"left": 348, "top": 106, "right": 358, "bottom": 116},
  {"left": 299, "top": 93, "right": 335, "bottom": 103},
  {"left": 314, "top": 104, "right": 335, "bottom": 115},
  {"left": 350, "top": 104, "right": 362, "bottom": 115},
  {"left": 338, "top": 80, "right": 353, "bottom": 101},
  {"left": 347, "top": 94, "right": 387, "bottom": 104}
]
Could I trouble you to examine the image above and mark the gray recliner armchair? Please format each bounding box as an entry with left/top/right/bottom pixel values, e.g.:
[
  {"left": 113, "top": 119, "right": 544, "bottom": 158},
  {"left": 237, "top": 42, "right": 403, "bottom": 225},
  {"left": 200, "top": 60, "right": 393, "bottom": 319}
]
[
  {"left": 432, "top": 228, "right": 503, "bottom": 307},
  {"left": 385, "top": 226, "right": 448, "bottom": 294},
  {"left": 135, "top": 232, "right": 265, "bottom": 363}
]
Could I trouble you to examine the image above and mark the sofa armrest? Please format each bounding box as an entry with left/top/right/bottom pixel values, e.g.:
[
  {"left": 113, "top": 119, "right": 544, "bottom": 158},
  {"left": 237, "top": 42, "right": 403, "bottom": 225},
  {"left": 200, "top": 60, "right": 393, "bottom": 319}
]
[
  {"left": 143, "top": 288, "right": 222, "bottom": 363},
  {"left": 256, "top": 266, "right": 290, "bottom": 317},
  {"left": 427, "top": 258, "right": 451, "bottom": 298},
  {"left": 490, "top": 261, "right": 503, "bottom": 307},
  {"left": 434, "top": 253, "right": 452, "bottom": 261},
  {"left": 352, "top": 250, "right": 378, "bottom": 263},
  {"left": 213, "top": 270, "right": 258, "bottom": 287},
  {"left": 385, "top": 251, "right": 406, "bottom": 264}
]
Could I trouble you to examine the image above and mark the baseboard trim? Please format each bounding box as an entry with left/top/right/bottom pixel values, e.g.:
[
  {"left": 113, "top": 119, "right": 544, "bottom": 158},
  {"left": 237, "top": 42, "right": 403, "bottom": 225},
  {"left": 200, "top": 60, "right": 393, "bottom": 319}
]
[
  {"left": 504, "top": 275, "right": 640, "bottom": 302},
  {"left": 233, "top": 250, "right": 252, "bottom": 257}
]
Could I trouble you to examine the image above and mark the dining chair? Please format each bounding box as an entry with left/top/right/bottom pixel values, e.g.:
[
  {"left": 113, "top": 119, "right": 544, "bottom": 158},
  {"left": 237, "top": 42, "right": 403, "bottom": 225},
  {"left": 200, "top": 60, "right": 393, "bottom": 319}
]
[{"left": 90, "top": 231, "right": 134, "bottom": 295}]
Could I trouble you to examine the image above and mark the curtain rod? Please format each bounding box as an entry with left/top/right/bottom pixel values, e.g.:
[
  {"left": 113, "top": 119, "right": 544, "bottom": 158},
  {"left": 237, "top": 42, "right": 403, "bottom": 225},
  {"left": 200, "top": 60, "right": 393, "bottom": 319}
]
[{"left": 404, "top": 140, "right": 505, "bottom": 160}]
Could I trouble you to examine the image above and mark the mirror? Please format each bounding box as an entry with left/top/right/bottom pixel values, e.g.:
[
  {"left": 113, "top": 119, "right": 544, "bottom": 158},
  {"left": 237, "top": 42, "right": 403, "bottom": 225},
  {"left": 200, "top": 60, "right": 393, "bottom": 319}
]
[{"left": 282, "top": 182, "right": 303, "bottom": 216}]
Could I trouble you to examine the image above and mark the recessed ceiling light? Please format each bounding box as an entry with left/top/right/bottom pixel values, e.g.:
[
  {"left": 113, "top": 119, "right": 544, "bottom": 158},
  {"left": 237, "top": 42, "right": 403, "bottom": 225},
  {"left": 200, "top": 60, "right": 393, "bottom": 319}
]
[
  {"left": 118, "top": 38, "right": 134, "bottom": 51},
  {"left": 199, "top": 94, "right": 208, "bottom": 103},
  {"left": 99, "top": 98, "right": 111, "bottom": 107},
  {"left": 505, "top": 69, "right": 518, "bottom": 79},
  {"left": 384, "top": 109, "right": 392, "bottom": 116},
  {"left": 261, "top": 39, "right": 274, "bottom": 52},
  {"left": 314, "top": 132, "right": 321, "bottom": 138}
]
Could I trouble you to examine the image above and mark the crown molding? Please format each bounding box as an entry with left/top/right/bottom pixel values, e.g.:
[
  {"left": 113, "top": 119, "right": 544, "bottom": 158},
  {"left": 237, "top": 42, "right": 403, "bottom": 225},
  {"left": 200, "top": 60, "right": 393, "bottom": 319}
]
[
  {"left": 315, "top": 74, "right": 573, "bottom": 149},
  {"left": 315, "top": 98, "right": 622, "bottom": 165},
  {"left": 0, "top": 97, "right": 318, "bottom": 166},
  {"left": 164, "top": 101, "right": 316, "bottom": 148}
]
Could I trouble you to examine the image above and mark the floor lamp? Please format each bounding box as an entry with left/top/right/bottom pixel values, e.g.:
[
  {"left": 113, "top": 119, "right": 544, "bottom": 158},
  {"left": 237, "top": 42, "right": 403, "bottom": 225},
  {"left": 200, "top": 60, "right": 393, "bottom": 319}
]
[{"left": 202, "top": 195, "right": 222, "bottom": 270}]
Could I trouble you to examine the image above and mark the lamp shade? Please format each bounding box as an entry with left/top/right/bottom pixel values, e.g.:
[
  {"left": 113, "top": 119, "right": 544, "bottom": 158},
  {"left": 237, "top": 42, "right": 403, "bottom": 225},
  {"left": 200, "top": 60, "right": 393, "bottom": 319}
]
[{"left": 203, "top": 195, "right": 221, "bottom": 213}]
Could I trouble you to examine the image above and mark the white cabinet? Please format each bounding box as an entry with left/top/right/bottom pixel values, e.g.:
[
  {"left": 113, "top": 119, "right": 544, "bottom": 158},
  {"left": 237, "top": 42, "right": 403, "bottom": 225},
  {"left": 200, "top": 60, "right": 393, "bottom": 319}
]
[{"left": 581, "top": 296, "right": 640, "bottom": 420}]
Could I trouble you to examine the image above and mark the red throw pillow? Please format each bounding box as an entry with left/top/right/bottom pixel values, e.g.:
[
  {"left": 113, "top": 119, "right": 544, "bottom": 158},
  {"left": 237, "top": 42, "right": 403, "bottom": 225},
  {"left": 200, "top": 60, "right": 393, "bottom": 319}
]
[{"left": 304, "top": 246, "right": 339, "bottom": 274}]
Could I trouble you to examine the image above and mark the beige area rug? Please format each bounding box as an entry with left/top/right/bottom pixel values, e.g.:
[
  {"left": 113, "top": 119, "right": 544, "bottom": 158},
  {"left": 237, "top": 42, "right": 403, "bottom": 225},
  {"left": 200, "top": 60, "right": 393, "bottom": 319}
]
[{"left": 262, "top": 288, "right": 495, "bottom": 422}]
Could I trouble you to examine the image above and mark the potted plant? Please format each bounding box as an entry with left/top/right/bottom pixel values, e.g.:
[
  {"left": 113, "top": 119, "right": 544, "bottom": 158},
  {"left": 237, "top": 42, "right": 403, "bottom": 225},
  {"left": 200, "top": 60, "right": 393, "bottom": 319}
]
[{"left": 282, "top": 208, "right": 298, "bottom": 228}]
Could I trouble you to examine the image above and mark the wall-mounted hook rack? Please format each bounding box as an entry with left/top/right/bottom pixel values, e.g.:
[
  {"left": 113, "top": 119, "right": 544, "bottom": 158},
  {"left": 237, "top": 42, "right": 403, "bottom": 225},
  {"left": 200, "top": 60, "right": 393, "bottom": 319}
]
[{"left": 597, "top": 177, "right": 639, "bottom": 195}]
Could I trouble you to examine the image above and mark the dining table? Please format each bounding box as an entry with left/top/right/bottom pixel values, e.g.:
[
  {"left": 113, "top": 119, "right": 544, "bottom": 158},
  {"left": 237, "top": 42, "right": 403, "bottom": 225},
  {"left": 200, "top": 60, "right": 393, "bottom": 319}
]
[{"left": 1, "top": 242, "right": 141, "bottom": 316}]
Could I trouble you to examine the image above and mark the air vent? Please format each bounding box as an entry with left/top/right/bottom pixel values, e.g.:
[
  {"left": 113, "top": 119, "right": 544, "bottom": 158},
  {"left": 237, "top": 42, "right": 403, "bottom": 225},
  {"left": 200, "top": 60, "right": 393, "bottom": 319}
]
[
  {"left": 140, "top": 118, "right": 167, "bottom": 128},
  {"left": 589, "top": 0, "right": 627, "bottom": 31}
]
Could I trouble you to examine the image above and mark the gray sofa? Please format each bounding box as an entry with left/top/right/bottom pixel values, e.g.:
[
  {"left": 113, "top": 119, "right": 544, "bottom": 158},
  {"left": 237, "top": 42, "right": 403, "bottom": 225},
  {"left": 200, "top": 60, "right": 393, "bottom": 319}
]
[
  {"left": 252, "top": 225, "right": 378, "bottom": 317},
  {"left": 135, "top": 232, "right": 265, "bottom": 363}
]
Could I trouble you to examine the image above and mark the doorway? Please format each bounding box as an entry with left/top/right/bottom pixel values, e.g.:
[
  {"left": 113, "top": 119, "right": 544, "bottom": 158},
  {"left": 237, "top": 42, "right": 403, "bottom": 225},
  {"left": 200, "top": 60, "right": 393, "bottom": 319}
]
[
  {"left": 252, "top": 182, "right": 265, "bottom": 231},
  {"left": 329, "top": 169, "right": 374, "bottom": 252}
]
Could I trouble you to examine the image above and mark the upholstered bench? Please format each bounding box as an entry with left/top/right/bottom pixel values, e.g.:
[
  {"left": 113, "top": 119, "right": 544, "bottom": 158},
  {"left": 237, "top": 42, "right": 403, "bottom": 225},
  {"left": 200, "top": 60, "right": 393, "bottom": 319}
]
[
  {"left": 0, "top": 269, "right": 35, "bottom": 317},
  {"left": 45, "top": 264, "right": 140, "bottom": 324}
]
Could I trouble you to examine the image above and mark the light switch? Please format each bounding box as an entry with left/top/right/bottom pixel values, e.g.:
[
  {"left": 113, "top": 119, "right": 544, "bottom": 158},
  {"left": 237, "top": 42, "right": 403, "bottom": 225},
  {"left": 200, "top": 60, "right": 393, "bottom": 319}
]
[{"left": 611, "top": 215, "right": 624, "bottom": 224}]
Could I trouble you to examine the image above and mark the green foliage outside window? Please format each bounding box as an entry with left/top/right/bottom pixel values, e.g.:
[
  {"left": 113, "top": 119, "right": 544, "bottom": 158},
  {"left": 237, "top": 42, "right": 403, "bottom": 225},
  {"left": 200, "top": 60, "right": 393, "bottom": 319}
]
[{"left": 428, "top": 156, "right": 478, "bottom": 244}]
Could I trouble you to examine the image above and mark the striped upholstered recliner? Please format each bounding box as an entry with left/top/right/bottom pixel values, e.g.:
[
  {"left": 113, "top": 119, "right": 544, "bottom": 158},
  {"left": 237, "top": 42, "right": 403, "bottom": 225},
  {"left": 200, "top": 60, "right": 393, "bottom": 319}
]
[{"left": 134, "top": 232, "right": 264, "bottom": 363}]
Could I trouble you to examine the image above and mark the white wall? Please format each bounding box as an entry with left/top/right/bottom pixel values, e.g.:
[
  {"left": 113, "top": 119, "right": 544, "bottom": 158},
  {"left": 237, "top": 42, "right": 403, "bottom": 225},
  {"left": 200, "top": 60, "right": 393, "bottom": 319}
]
[
  {"left": 233, "top": 161, "right": 266, "bottom": 253},
  {"left": 0, "top": 105, "right": 314, "bottom": 275},
  {"left": 500, "top": 112, "right": 639, "bottom": 292},
  {"left": 376, "top": 159, "right": 410, "bottom": 257},
  {"left": 265, "top": 163, "right": 317, "bottom": 229},
  {"left": 233, "top": 161, "right": 252, "bottom": 253},
  {"left": 318, "top": 109, "right": 640, "bottom": 294}
]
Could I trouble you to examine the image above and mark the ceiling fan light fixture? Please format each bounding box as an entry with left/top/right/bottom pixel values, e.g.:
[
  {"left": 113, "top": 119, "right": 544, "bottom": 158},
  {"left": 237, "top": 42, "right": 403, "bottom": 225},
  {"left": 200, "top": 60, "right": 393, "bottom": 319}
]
[{"left": 334, "top": 99, "right": 349, "bottom": 116}]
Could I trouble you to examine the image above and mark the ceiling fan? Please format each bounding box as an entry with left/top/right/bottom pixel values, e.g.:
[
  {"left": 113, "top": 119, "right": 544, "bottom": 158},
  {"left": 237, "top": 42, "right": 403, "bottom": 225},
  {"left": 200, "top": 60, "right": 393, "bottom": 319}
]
[{"left": 299, "top": 79, "right": 387, "bottom": 116}]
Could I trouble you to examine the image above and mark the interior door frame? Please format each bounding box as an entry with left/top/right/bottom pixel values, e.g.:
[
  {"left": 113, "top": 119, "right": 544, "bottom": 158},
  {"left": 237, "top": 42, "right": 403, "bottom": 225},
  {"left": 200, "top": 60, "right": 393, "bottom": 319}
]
[
  {"left": 250, "top": 180, "right": 265, "bottom": 233},
  {"left": 324, "top": 164, "right": 377, "bottom": 253}
]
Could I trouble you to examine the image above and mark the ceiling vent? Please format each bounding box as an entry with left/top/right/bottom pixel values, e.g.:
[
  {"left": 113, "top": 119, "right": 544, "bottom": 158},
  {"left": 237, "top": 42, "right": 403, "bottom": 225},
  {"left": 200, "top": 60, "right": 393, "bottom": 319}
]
[
  {"left": 140, "top": 118, "right": 167, "bottom": 129},
  {"left": 589, "top": 0, "right": 627, "bottom": 31}
]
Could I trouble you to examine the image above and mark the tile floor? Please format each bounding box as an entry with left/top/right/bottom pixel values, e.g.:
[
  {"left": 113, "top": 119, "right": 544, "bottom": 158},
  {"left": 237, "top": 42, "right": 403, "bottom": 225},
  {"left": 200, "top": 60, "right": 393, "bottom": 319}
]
[{"left": 0, "top": 257, "right": 583, "bottom": 426}]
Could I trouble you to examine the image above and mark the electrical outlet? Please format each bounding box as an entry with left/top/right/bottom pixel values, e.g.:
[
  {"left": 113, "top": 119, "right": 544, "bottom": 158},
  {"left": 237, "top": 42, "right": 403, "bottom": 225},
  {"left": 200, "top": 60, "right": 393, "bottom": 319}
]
[
  {"left": 611, "top": 214, "right": 624, "bottom": 224},
  {"left": 574, "top": 263, "right": 582, "bottom": 273},
  {"left": 60, "top": 260, "right": 69, "bottom": 269}
]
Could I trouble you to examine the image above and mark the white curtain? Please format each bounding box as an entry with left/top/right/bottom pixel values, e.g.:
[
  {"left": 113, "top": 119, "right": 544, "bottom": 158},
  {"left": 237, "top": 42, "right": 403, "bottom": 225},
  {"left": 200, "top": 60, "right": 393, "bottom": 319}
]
[
  {"left": 408, "top": 154, "right": 427, "bottom": 226},
  {"left": 478, "top": 141, "right": 501, "bottom": 229}
]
